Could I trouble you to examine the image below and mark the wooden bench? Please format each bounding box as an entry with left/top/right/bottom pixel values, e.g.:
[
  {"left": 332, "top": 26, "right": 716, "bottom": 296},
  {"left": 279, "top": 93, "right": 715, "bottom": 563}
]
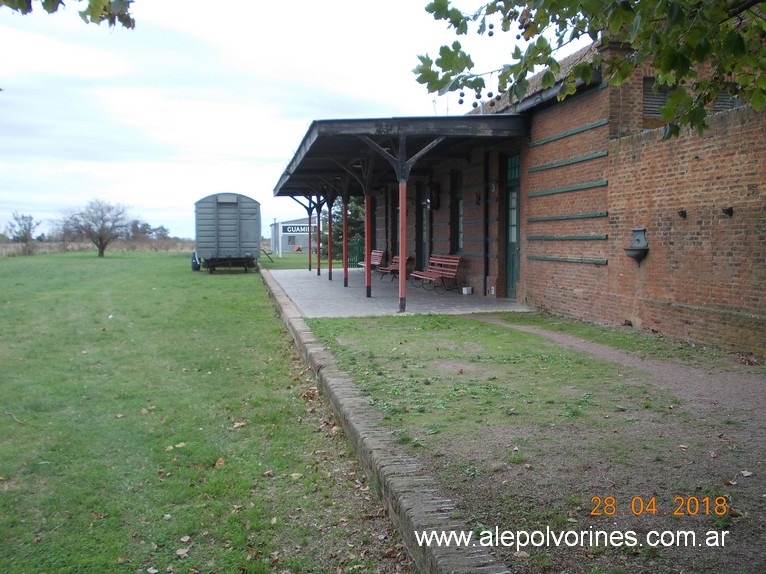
[
  {"left": 378, "top": 255, "right": 411, "bottom": 280},
  {"left": 410, "top": 254, "right": 461, "bottom": 293},
  {"left": 358, "top": 249, "right": 383, "bottom": 270}
]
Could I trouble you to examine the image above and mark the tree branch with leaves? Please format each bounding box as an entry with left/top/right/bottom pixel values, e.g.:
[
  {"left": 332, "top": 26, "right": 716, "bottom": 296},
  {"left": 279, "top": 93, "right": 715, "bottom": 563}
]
[
  {"left": 0, "top": 0, "right": 135, "bottom": 28},
  {"left": 414, "top": 0, "right": 765, "bottom": 136}
]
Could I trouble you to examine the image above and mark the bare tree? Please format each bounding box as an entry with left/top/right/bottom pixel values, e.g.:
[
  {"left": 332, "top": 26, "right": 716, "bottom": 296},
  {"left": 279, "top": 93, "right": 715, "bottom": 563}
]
[
  {"left": 5, "top": 211, "right": 40, "bottom": 255},
  {"left": 71, "top": 200, "right": 129, "bottom": 257}
]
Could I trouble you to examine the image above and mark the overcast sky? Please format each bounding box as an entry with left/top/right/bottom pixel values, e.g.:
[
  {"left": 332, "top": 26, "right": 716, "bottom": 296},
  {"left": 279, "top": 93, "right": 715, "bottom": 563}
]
[{"left": 0, "top": 0, "right": 516, "bottom": 239}]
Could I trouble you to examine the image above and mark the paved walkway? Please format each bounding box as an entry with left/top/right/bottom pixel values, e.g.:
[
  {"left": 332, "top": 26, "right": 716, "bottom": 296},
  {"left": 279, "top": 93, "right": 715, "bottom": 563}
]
[{"left": 267, "top": 267, "right": 529, "bottom": 317}]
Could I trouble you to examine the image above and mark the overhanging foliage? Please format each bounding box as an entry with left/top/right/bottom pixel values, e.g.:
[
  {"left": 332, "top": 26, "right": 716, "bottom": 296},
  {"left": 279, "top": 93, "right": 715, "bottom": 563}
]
[{"left": 414, "top": 0, "right": 766, "bottom": 135}]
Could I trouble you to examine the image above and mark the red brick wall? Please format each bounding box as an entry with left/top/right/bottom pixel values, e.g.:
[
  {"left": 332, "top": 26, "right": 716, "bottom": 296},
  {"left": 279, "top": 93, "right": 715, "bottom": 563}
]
[
  {"left": 518, "top": 84, "right": 612, "bottom": 318},
  {"left": 606, "top": 106, "right": 766, "bottom": 354},
  {"left": 517, "top": 78, "right": 765, "bottom": 356}
]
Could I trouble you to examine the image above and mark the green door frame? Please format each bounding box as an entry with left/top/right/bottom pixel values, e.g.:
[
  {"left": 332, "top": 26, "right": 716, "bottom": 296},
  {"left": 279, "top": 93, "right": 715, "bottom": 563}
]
[
  {"left": 415, "top": 182, "right": 431, "bottom": 269},
  {"left": 505, "top": 154, "right": 521, "bottom": 298}
]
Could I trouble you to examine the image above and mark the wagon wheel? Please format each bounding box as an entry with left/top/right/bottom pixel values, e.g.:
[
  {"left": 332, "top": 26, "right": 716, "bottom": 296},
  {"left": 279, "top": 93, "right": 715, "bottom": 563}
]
[{"left": 433, "top": 278, "right": 448, "bottom": 294}]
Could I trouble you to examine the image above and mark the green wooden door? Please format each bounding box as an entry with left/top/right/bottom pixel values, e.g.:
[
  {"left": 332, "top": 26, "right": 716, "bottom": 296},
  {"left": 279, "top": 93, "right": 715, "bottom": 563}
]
[{"left": 505, "top": 155, "right": 521, "bottom": 298}]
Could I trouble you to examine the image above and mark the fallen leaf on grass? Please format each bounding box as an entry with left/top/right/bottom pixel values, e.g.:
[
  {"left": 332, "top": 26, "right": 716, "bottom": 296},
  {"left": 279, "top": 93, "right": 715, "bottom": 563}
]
[
  {"left": 91, "top": 512, "right": 107, "bottom": 519},
  {"left": 262, "top": 469, "right": 274, "bottom": 477},
  {"left": 290, "top": 472, "right": 303, "bottom": 480},
  {"left": 180, "top": 535, "right": 191, "bottom": 543},
  {"left": 175, "top": 547, "right": 189, "bottom": 559},
  {"left": 115, "top": 413, "right": 124, "bottom": 419},
  {"left": 214, "top": 458, "right": 225, "bottom": 468},
  {"left": 147, "top": 568, "right": 159, "bottom": 574},
  {"left": 230, "top": 421, "right": 247, "bottom": 429}
]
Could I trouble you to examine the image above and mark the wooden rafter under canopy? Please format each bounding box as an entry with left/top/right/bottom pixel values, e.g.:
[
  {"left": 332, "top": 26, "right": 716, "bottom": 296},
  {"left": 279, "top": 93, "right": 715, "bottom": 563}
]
[{"left": 273, "top": 114, "right": 527, "bottom": 312}]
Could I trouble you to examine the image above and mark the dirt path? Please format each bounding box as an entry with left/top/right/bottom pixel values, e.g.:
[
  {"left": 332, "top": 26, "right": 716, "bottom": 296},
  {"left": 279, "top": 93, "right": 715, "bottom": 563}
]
[{"left": 493, "top": 321, "right": 766, "bottom": 421}]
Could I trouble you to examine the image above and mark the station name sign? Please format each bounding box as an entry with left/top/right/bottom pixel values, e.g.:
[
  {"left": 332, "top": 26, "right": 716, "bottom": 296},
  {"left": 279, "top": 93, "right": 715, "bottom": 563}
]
[{"left": 281, "top": 224, "right": 310, "bottom": 234}]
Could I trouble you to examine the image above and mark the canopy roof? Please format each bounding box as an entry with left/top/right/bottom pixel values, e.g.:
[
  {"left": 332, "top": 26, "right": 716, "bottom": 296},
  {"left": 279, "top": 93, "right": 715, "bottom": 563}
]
[{"left": 273, "top": 115, "right": 528, "bottom": 199}]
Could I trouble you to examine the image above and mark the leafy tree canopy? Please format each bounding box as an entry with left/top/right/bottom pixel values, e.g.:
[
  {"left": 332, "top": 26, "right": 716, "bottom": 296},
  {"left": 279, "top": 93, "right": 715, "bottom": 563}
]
[
  {"left": 5, "top": 211, "right": 40, "bottom": 244},
  {"left": 0, "top": 0, "right": 135, "bottom": 28},
  {"left": 414, "top": 0, "right": 766, "bottom": 135}
]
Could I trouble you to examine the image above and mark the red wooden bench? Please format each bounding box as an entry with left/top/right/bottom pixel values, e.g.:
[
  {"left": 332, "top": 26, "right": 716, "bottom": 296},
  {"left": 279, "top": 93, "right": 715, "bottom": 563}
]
[
  {"left": 378, "top": 255, "right": 411, "bottom": 280},
  {"left": 409, "top": 254, "right": 461, "bottom": 293},
  {"left": 358, "top": 249, "right": 383, "bottom": 270}
]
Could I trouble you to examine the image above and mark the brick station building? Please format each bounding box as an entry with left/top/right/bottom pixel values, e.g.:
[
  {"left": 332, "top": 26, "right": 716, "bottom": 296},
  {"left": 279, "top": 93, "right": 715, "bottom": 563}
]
[{"left": 274, "top": 42, "right": 765, "bottom": 356}]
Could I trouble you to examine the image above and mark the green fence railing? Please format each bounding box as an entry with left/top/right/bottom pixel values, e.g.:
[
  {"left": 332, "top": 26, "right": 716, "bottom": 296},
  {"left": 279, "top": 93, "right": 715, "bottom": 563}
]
[{"left": 347, "top": 237, "right": 363, "bottom": 267}]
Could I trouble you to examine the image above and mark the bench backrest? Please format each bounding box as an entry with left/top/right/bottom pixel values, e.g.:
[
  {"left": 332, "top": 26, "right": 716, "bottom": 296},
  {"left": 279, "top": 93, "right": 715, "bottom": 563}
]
[
  {"left": 425, "top": 254, "right": 461, "bottom": 278},
  {"left": 370, "top": 250, "right": 384, "bottom": 265}
]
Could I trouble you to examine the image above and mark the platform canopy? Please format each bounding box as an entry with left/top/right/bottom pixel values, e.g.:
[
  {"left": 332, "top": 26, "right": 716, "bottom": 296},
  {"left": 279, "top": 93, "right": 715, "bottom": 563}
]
[
  {"left": 273, "top": 114, "right": 528, "bottom": 198},
  {"left": 272, "top": 114, "right": 528, "bottom": 313}
]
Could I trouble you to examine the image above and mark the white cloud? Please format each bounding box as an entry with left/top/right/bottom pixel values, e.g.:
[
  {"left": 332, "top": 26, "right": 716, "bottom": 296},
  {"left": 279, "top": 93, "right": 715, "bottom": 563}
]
[{"left": 1, "top": 0, "right": 511, "bottom": 239}]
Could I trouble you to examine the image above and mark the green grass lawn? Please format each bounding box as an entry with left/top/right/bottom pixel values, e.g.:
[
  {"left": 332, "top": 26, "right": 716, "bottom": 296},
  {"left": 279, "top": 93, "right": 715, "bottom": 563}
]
[
  {"left": 259, "top": 251, "right": 312, "bottom": 270},
  {"left": 0, "top": 252, "right": 410, "bottom": 574}
]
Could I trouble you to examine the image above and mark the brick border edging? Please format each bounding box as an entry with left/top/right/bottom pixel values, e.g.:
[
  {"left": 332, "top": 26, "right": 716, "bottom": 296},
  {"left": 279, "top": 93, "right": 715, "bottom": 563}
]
[{"left": 260, "top": 269, "right": 511, "bottom": 574}]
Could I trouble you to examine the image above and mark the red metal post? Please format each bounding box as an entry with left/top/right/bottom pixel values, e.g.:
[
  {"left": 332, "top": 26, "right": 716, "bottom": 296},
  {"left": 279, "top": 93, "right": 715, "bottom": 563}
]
[
  {"left": 365, "top": 195, "right": 372, "bottom": 297},
  {"left": 316, "top": 206, "right": 321, "bottom": 276},
  {"left": 327, "top": 203, "right": 333, "bottom": 281},
  {"left": 307, "top": 214, "right": 312, "bottom": 271},
  {"left": 343, "top": 200, "right": 349, "bottom": 287},
  {"left": 398, "top": 181, "right": 407, "bottom": 312}
]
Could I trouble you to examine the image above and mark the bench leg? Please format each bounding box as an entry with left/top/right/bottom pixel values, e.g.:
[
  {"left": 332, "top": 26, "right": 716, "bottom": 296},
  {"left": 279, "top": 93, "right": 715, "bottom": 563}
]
[{"left": 410, "top": 276, "right": 424, "bottom": 289}]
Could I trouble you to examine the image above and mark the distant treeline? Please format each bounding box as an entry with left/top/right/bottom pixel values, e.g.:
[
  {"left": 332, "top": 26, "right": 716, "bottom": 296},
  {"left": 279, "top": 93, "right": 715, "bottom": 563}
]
[{"left": 0, "top": 239, "right": 196, "bottom": 258}]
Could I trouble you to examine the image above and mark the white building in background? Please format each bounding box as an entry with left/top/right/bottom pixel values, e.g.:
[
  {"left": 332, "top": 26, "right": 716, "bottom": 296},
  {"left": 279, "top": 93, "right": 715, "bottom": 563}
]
[{"left": 269, "top": 217, "right": 313, "bottom": 256}]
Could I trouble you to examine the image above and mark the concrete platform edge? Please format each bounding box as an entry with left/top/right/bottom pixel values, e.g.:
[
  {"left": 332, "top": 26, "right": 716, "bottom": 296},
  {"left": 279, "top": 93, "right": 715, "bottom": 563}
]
[{"left": 261, "top": 269, "right": 511, "bottom": 574}]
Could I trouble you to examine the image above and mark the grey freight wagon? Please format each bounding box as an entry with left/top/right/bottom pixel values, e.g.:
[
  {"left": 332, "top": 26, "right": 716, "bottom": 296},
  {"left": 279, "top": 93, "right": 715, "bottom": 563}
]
[{"left": 193, "top": 193, "right": 261, "bottom": 273}]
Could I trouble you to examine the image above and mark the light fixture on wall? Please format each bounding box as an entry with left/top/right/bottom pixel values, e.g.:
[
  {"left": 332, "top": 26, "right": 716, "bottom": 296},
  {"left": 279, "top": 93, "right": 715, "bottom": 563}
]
[
  {"left": 624, "top": 227, "right": 649, "bottom": 265},
  {"left": 677, "top": 209, "right": 687, "bottom": 219},
  {"left": 722, "top": 206, "right": 734, "bottom": 217}
]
